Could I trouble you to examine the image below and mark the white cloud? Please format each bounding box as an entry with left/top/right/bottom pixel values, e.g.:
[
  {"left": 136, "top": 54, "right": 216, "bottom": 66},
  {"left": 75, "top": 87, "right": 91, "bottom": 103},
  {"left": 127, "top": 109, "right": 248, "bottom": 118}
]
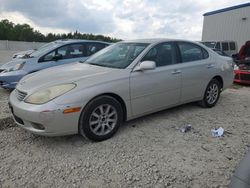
[
  {"left": 0, "top": 11, "right": 69, "bottom": 34},
  {"left": 0, "top": 0, "right": 249, "bottom": 40}
]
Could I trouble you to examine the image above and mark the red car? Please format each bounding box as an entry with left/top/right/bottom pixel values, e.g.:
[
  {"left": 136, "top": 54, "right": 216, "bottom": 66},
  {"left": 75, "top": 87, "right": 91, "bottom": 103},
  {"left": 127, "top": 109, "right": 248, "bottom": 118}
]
[{"left": 234, "top": 41, "right": 250, "bottom": 84}]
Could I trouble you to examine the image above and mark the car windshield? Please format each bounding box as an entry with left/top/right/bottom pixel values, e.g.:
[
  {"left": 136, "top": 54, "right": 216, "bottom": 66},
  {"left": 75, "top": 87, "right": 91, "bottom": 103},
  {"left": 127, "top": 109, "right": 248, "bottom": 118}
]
[
  {"left": 201, "top": 42, "right": 216, "bottom": 49},
  {"left": 29, "top": 42, "right": 62, "bottom": 58},
  {"left": 85, "top": 42, "right": 149, "bottom": 69}
]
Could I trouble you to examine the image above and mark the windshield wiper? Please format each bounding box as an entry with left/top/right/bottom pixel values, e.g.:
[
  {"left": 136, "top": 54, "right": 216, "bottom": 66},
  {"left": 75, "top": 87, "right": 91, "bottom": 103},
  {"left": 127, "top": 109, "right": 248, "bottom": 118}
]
[
  {"left": 87, "top": 62, "right": 121, "bottom": 69},
  {"left": 88, "top": 63, "right": 109, "bottom": 67}
]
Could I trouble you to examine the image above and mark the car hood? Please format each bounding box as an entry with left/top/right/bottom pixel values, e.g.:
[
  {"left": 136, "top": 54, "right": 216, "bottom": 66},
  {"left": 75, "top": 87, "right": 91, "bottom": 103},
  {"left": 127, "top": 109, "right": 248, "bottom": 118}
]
[
  {"left": 0, "top": 58, "right": 36, "bottom": 70},
  {"left": 13, "top": 50, "right": 34, "bottom": 57},
  {"left": 16, "top": 63, "right": 125, "bottom": 93}
]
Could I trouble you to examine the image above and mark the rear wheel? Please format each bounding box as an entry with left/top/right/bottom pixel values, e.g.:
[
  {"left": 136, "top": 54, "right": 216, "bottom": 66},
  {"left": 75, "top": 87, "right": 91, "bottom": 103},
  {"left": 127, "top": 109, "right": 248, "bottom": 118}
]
[
  {"left": 79, "top": 96, "right": 123, "bottom": 141},
  {"left": 199, "top": 79, "right": 221, "bottom": 108}
]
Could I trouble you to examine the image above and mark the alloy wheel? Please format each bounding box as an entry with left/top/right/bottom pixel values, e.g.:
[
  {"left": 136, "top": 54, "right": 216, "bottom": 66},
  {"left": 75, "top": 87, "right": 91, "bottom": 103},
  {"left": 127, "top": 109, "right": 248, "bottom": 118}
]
[
  {"left": 206, "top": 83, "right": 219, "bottom": 105},
  {"left": 89, "top": 104, "right": 118, "bottom": 136}
]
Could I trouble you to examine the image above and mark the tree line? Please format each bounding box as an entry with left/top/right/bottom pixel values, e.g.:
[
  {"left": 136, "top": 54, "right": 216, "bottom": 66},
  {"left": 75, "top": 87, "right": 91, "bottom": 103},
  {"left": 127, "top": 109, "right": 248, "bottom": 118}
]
[{"left": 0, "top": 19, "right": 121, "bottom": 43}]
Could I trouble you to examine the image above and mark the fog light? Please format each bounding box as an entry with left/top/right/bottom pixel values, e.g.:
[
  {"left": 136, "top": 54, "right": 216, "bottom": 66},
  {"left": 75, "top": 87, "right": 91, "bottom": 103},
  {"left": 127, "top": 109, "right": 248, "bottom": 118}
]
[{"left": 31, "top": 122, "right": 45, "bottom": 130}]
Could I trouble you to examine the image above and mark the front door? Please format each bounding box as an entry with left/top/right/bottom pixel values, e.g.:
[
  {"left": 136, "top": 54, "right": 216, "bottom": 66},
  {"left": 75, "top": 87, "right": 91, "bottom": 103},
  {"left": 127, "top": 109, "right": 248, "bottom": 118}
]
[{"left": 130, "top": 42, "right": 181, "bottom": 117}]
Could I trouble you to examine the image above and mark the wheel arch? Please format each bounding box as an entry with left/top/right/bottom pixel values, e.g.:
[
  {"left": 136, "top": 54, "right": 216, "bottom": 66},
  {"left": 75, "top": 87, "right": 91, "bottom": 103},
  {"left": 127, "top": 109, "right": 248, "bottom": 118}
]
[
  {"left": 212, "top": 75, "right": 224, "bottom": 89},
  {"left": 81, "top": 92, "right": 127, "bottom": 122}
]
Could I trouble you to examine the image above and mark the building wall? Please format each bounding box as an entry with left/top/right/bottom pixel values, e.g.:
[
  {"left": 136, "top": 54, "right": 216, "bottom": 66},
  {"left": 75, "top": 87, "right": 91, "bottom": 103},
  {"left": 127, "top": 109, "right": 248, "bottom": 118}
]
[
  {"left": 202, "top": 6, "right": 250, "bottom": 49},
  {"left": 0, "top": 40, "right": 47, "bottom": 51}
]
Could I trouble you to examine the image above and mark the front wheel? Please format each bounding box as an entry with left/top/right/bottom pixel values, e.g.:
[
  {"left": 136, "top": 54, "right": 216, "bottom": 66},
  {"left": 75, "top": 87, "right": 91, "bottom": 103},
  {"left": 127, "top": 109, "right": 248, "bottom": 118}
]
[
  {"left": 79, "top": 96, "right": 123, "bottom": 141},
  {"left": 199, "top": 79, "right": 221, "bottom": 108}
]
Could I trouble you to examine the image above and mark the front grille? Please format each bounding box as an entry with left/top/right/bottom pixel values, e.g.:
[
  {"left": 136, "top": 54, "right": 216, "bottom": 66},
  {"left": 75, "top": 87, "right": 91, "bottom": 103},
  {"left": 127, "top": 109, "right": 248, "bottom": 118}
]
[
  {"left": 234, "top": 74, "right": 240, "bottom": 80},
  {"left": 15, "top": 89, "right": 27, "bottom": 101},
  {"left": 240, "top": 74, "right": 250, "bottom": 81}
]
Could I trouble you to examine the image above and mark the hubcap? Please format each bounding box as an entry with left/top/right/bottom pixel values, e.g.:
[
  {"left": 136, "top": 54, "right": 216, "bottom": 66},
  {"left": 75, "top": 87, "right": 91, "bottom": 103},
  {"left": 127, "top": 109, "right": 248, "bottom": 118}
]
[
  {"left": 89, "top": 104, "right": 118, "bottom": 136},
  {"left": 206, "top": 83, "right": 219, "bottom": 105}
]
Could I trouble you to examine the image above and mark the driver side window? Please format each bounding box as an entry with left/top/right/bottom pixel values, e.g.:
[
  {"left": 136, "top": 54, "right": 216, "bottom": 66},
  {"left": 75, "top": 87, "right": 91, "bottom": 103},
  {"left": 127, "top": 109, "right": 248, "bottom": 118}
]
[
  {"left": 41, "top": 45, "right": 70, "bottom": 62},
  {"left": 142, "top": 42, "right": 176, "bottom": 67}
]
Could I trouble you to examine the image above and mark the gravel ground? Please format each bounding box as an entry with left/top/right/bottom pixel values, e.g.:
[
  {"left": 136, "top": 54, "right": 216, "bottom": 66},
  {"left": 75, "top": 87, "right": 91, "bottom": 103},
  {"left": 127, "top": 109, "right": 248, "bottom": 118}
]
[
  {"left": 0, "top": 89, "right": 11, "bottom": 119},
  {"left": 0, "top": 85, "right": 250, "bottom": 188}
]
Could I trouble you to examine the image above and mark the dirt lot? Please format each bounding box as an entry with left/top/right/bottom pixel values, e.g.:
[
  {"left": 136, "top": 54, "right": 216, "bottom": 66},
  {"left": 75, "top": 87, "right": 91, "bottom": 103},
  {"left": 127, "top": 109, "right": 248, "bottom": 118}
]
[{"left": 0, "top": 86, "right": 250, "bottom": 188}]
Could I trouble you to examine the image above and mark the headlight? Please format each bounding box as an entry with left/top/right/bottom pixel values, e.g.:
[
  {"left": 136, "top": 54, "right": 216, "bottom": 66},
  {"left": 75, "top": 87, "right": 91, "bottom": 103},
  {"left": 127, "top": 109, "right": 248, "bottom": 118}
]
[
  {"left": 7, "top": 62, "right": 26, "bottom": 72},
  {"left": 25, "top": 83, "right": 76, "bottom": 104},
  {"left": 234, "top": 64, "right": 239, "bottom": 70}
]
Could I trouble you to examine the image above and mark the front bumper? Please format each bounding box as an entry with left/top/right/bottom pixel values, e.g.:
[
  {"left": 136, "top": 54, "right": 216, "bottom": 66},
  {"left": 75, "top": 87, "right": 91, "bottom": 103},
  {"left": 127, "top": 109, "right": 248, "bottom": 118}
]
[
  {"left": 0, "top": 70, "right": 27, "bottom": 89},
  {"left": 9, "top": 90, "right": 80, "bottom": 136},
  {"left": 234, "top": 70, "right": 250, "bottom": 84}
]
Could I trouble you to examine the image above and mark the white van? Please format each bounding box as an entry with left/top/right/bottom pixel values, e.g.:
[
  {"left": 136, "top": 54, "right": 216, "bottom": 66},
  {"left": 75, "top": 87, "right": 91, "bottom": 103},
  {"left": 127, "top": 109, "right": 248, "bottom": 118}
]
[{"left": 201, "top": 41, "right": 238, "bottom": 56}]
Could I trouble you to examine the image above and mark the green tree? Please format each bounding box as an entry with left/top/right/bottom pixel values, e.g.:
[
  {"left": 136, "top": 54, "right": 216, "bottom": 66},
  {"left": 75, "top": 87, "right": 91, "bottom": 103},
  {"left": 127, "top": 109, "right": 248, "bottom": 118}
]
[{"left": 0, "top": 19, "right": 121, "bottom": 43}]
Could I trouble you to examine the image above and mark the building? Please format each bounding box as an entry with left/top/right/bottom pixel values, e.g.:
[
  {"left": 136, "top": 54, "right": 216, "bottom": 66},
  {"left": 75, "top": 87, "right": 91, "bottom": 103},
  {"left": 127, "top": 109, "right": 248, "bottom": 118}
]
[{"left": 202, "top": 3, "right": 250, "bottom": 50}]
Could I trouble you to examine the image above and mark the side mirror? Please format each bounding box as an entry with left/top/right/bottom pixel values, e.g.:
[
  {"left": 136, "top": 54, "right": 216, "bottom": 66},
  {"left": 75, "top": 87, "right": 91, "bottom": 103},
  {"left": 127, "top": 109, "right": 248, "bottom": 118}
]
[
  {"left": 53, "top": 53, "right": 63, "bottom": 61},
  {"left": 134, "top": 61, "right": 156, "bottom": 71}
]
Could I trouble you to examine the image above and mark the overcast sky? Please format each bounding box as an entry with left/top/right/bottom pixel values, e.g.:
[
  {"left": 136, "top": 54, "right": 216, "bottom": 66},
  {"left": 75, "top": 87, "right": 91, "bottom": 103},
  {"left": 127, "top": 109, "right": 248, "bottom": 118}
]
[{"left": 0, "top": 0, "right": 249, "bottom": 40}]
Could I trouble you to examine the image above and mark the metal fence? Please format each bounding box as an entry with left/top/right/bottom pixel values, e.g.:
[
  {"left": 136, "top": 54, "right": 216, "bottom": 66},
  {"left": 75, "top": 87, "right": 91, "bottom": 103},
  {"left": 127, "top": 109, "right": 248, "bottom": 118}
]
[{"left": 0, "top": 40, "right": 47, "bottom": 51}]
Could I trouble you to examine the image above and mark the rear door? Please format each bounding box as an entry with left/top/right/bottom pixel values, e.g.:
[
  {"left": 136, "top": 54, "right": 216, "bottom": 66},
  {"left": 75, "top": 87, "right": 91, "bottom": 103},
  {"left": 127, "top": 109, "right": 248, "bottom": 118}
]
[
  {"left": 130, "top": 42, "right": 182, "bottom": 116},
  {"left": 177, "top": 42, "right": 214, "bottom": 103}
]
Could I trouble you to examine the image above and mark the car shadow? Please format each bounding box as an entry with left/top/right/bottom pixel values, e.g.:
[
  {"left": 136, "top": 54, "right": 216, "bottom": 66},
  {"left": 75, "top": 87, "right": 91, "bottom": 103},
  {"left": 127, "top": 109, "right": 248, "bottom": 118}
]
[
  {"left": 20, "top": 101, "right": 202, "bottom": 148},
  {"left": 119, "top": 102, "right": 199, "bottom": 131}
]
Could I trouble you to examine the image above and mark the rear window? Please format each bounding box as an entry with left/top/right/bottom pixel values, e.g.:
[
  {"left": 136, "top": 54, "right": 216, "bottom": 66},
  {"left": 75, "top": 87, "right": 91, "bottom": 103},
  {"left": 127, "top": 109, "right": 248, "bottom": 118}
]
[
  {"left": 229, "top": 42, "right": 236, "bottom": 50},
  {"left": 222, "top": 42, "right": 229, "bottom": 51},
  {"left": 178, "top": 42, "right": 208, "bottom": 63}
]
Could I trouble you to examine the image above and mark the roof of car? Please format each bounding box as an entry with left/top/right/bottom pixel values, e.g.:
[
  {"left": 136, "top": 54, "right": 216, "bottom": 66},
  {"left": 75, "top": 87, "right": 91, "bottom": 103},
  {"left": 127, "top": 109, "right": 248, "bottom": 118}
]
[
  {"left": 120, "top": 38, "right": 197, "bottom": 44},
  {"left": 54, "top": 39, "right": 110, "bottom": 45},
  {"left": 121, "top": 38, "right": 187, "bottom": 43}
]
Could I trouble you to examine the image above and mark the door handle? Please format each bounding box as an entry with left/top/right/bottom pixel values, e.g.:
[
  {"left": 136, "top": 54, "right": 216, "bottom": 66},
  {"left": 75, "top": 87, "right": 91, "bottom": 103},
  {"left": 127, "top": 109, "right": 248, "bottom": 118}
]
[
  {"left": 171, "top": 70, "right": 181, "bottom": 75},
  {"left": 207, "top": 64, "right": 215, "bottom": 68}
]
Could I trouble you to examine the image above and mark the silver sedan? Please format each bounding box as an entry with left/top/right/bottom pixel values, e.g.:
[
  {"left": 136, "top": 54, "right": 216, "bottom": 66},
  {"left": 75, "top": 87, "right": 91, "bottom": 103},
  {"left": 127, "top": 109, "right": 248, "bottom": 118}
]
[{"left": 9, "top": 39, "right": 234, "bottom": 141}]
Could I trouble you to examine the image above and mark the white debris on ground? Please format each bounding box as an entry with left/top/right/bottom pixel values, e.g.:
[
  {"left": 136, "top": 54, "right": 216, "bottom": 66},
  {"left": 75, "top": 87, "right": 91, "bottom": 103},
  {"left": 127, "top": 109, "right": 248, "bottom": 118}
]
[{"left": 0, "top": 51, "right": 250, "bottom": 187}]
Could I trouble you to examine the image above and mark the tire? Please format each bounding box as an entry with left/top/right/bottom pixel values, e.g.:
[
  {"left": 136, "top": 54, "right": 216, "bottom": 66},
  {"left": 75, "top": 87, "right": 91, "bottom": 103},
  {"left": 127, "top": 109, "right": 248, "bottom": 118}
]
[
  {"left": 199, "top": 79, "right": 221, "bottom": 108},
  {"left": 79, "top": 95, "right": 123, "bottom": 141}
]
